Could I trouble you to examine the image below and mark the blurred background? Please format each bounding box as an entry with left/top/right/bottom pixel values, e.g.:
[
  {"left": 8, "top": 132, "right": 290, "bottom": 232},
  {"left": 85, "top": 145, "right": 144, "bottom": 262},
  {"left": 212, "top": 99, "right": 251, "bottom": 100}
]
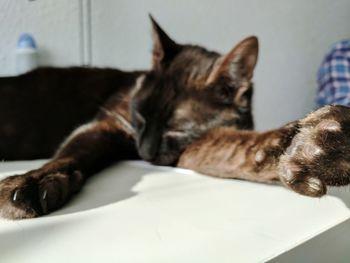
[{"left": 0, "top": 0, "right": 349, "bottom": 130}]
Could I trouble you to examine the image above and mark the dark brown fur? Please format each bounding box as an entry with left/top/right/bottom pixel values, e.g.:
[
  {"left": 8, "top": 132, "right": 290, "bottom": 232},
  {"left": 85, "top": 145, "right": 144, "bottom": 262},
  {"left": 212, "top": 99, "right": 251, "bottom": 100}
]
[
  {"left": 178, "top": 123, "right": 299, "bottom": 184},
  {"left": 179, "top": 105, "right": 350, "bottom": 197},
  {"left": 0, "top": 67, "right": 143, "bottom": 159},
  {"left": 2, "top": 17, "right": 348, "bottom": 219},
  {"left": 0, "top": 17, "right": 258, "bottom": 219}
]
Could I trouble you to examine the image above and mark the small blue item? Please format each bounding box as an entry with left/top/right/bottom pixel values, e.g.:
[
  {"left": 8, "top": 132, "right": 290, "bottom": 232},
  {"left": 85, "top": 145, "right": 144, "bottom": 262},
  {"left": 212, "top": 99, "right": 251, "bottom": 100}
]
[{"left": 17, "top": 33, "right": 37, "bottom": 49}]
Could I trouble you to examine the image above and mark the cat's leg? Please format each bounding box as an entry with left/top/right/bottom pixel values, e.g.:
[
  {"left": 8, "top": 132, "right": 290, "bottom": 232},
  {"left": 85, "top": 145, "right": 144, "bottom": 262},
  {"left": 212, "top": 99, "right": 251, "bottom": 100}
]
[
  {"left": 0, "top": 118, "right": 138, "bottom": 219},
  {"left": 178, "top": 105, "right": 350, "bottom": 197},
  {"left": 177, "top": 124, "right": 297, "bottom": 185}
]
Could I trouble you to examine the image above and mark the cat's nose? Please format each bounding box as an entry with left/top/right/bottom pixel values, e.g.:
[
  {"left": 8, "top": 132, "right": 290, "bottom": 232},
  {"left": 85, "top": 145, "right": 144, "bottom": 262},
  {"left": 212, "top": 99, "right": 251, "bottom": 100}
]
[
  {"left": 138, "top": 136, "right": 159, "bottom": 161},
  {"left": 137, "top": 124, "right": 161, "bottom": 161},
  {"left": 130, "top": 109, "right": 161, "bottom": 161}
]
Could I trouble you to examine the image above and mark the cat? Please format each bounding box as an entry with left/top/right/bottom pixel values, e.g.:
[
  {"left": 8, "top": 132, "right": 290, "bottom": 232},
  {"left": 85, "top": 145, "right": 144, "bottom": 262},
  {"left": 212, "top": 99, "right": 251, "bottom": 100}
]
[
  {"left": 0, "top": 16, "right": 257, "bottom": 219},
  {"left": 1, "top": 16, "right": 347, "bottom": 220},
  {"left": 178, "top": 105, "right": 350, "bottom": 197}
]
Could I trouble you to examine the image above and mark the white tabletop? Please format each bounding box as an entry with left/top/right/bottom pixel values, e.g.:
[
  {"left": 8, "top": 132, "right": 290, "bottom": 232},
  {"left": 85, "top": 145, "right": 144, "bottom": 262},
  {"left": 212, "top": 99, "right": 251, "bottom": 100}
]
[{"left": 0, "top": 160, "right": 349, "bottom": 263}]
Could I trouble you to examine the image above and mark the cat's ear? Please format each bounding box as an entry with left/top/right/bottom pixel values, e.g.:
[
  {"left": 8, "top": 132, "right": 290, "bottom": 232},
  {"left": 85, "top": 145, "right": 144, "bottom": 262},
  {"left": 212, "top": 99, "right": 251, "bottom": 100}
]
[
  {"left": 149, "top": 15, "right": 181, "bottom": 70},
  {"left": 207, "top": 36, "right": 258, "bottom": 84}
]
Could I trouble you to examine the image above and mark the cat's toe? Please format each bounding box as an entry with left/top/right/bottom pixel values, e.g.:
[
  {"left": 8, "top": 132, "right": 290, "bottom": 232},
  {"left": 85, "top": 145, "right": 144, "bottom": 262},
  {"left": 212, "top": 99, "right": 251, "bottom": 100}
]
[
  {"left": 38, "top": 172, "right": 80, "bottom": 213},
  {"left": 279, "top": 125, "right": 329, "bottom": 197},
  {"left": 0, "top": 175, "right": 41, "bottom": 219},
  {"left": 279, "top": 163, "right": 327, "bottom": 197}
]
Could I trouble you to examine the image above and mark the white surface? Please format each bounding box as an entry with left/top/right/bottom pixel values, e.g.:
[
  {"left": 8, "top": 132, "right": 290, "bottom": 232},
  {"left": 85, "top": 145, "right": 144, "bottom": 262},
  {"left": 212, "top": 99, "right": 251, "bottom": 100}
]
[{"left": 0, "top": 160, "right": 349, "bottom": 263}]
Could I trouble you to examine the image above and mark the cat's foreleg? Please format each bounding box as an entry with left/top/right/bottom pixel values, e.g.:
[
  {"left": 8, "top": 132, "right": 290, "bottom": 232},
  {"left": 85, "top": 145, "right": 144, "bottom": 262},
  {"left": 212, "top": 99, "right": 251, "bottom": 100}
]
[
  {"left": 178, "top": 105, "right": 350, "bottom": 197},
  {"left": 0, "top": 118, "right": 138, "bottom": 219},
  {"left": 177, "top": 124, "right": 297, "bottom": 185}
]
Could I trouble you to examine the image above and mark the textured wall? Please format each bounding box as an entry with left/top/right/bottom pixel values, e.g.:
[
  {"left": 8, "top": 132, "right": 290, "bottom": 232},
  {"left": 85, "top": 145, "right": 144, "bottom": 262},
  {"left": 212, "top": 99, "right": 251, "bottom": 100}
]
[{"left": 1, "top": 1, "right": 350, "bottom": 130}]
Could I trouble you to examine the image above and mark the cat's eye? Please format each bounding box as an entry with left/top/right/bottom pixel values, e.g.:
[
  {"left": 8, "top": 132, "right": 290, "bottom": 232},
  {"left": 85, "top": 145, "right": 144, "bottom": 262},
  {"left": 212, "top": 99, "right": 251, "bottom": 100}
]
[
  {"left": 217, "top": 86, "right": 233, "bottom": 105},
  {"left": 234, "top": 86, "right": 251, "bottom": 112}
]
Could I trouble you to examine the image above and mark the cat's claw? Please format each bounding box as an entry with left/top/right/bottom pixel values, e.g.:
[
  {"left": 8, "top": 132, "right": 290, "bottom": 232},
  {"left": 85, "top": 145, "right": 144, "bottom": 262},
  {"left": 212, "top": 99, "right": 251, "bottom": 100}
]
[
  {"left": 0, "top": 169, "right": 84, "bottom": 219},
  {"left": 12, "top": 189, "right": 19, "bottom": 202},
  {"left": 39, "top": 189, "right": 48, "bottom": 214}
]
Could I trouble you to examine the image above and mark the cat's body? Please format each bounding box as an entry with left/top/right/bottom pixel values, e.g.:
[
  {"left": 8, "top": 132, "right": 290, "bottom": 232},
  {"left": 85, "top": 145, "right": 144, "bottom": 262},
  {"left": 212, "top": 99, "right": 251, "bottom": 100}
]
[
  {"left": 0, "top": 67, "right": 143, "bottom": 160},
  {"left": 0, "top": 17, "right": 259, "bottom": 219},
  {"left": 1, "top": 17, "right": 350, "bottom": 219}
]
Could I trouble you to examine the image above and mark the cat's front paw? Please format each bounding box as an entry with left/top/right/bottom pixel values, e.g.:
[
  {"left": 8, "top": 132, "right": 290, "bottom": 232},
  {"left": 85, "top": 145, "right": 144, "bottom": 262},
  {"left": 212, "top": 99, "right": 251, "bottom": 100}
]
[
  {"left": 0, "top": 168, "right": 83, "bottom": 219},
  {"left": 278, "top": 105, "right": 350, "bottom": 197}
]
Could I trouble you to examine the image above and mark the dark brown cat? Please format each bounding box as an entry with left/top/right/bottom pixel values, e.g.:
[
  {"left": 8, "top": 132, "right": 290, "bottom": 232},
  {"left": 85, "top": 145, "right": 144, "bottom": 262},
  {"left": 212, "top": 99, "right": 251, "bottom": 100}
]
[
  {"left": 2, "top": 16, "right": 347, "bottom": 220},
  {"left": 0, "top": 17, "right": 257, "bottom": 219}
]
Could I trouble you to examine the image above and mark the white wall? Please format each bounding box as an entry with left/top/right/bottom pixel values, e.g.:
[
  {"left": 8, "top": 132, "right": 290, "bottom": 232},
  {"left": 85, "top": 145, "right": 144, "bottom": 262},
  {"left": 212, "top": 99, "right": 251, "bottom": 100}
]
[
  {"left": 1, "top": 0, "right": 350, "bottom": 130},
  {"left": 0, "top": 0, "right": 81, "bottom": 76}
]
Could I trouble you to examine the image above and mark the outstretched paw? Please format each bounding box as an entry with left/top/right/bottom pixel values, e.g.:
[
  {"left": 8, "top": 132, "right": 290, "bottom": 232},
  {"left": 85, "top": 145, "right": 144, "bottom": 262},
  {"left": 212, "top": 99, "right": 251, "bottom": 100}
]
[
  {"left": 0, "top": 168, "right": 83, "bottom": 219},
  {"left": 279, "top": 105, "right": 350, "bottom": 197}
]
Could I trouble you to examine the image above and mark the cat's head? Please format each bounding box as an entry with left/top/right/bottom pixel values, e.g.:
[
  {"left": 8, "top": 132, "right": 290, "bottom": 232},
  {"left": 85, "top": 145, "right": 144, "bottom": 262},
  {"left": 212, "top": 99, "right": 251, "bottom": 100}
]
[{"left": 130, "top": 16, "right": 258, "bottom": 165}]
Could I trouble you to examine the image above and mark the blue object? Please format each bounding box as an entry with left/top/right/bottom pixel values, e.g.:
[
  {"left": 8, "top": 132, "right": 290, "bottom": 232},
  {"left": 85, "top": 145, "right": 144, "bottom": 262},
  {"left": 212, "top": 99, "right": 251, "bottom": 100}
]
[{"left": 17, "top": 33, "right": 37, "bottom": 49}]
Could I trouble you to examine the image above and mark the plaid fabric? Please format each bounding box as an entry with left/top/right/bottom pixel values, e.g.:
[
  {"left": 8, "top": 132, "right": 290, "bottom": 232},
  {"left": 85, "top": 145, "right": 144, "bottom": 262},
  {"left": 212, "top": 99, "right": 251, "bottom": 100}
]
[{"left": 317, "top": 40, "right": 350, "bottom": 107}]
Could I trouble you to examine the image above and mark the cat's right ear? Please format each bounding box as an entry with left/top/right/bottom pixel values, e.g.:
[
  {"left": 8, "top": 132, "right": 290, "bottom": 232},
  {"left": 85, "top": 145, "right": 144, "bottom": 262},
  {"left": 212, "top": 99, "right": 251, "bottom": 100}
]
[
  {"left": 206, "top": 36, "right": 259, "bottom": 84},
  {"left": 149, "top": 15, "right": 181, "bottom": 70}
]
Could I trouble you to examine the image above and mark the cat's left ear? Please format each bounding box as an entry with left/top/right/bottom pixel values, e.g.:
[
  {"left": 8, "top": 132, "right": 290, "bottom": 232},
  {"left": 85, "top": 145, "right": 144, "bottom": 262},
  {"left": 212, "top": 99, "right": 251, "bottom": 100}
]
[
  {"left": 207, "top": 36, "right": 259, "bottom": 84},
  {"left": 149, "top": 15, "right": 181, "bottom": 70}
]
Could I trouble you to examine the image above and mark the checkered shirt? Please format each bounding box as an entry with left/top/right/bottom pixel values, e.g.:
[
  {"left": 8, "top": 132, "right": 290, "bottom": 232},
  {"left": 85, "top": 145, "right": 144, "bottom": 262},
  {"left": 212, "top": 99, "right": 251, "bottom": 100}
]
[{"left": 317, "top": 40, "right": 350, "bottom": 107}]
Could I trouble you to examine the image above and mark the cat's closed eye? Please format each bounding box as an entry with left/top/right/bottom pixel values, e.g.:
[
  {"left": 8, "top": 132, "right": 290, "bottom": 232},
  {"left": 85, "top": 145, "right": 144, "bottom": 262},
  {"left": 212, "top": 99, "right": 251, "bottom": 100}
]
[
  {"left": 234, "top": 86, "right": 252, "bottom": 112},
  {"left": 216, "top": 86, "right": 234, "bottom": 105}
]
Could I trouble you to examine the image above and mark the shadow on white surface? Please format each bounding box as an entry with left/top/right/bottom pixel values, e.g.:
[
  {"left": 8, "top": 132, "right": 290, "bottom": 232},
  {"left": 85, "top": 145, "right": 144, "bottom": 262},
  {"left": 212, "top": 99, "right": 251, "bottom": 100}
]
[
  {"left": 48, "top": 162, "right": 158, "bottom": 217},
  {"left": 0, "top": 160, "right": 164, "bottom": 218},
  {"left": 0, "top": 161, "right": 165, "bottom": 262}
]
